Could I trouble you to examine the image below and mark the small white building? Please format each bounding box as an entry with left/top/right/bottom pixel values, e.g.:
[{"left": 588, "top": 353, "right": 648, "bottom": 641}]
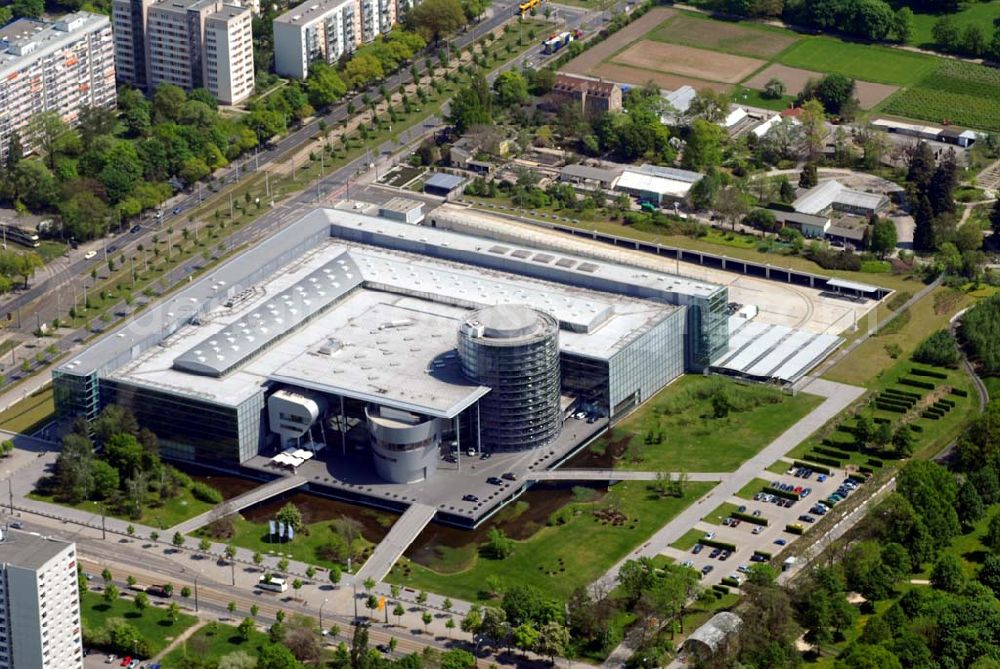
[
  {"left": 792, "top": 180, "right": 888, "bottom": 217},
  {"left": 721, "top": 106, "right": 749, "bottom": 129},
  {"left": 615, "top": 165, "right": 702, "bottom": 205},
  {"left": 379, "top": 197, "right": 425, "bottom": 224}
]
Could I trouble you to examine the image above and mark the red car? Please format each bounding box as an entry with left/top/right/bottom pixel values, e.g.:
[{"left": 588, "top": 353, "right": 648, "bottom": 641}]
[{"left": 121, "top": 656, "right": 131, "bottom": 667}]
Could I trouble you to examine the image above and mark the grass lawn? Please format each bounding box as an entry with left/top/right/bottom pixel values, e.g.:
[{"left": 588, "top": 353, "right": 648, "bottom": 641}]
[
  {"left": 915, "top": 503, "right": 998, "bottom": 579},
  {"left": 204, "top": 509, "right": 388, "bottom": 572},
  {"left": 766, "top": 460, "right": 792, "bottom": 475},
  {"left": 909, "top": 0, "right": 1000, "bottom": 47},
  {"left": 732, "top": 86, "right": 796, "bottom": 112},
  {"left": 585, "top": 376, "right": 822, "bottom": 473},
  {"left": 0, "top": 384, "right": 53, "bottom": 434},
  {"left": 824, "top": 286, "right": 970, "bottom": 387},
  {"left": 671, "top": 528, "right": 705, "bottom": 551},
  {"left": 386, "top": 480, "right": 715, "bottom": 603},
  {"left": 36, "top": 240, "right": 68, "bottom": 264},
  {"left": 80, "top": 589, "right": 198, "bottom": 657},
  {"left": 983, "top": 376, "right": 1000, "bottom": 399},
  {"left": 29, "top": 485, "right": 217, "bottom": 530},
  {"left": 703, "top": 502, "right": 740, "bottom": 526},
  {"left": 735, "top": 477, "right": 773, "bottom": 500},
  {"left": 778, "top": 37, "right": 939, "bottom": 85},
  {"left": 161, "top": 620, "right": 271, "bottom": 668}
]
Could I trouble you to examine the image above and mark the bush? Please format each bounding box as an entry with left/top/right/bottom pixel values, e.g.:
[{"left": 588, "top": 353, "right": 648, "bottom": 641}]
[
  {"left": 802, "top": 453, "right": 842, "bottom": 468},
  {"left": 950, "top": 387, "right": 968, "bottom": 397},
  {"left": 807, "top": 246, "right": 862, "bottom": 271},
  {"left": 867, "top": 459, "right": 884, "bottom": 468},
  {"left": 712, "top": 584, "right": 731, "bottom": 595},
  {"left": 766, "top": 486, "right": 801, "bottom": 501},
  {"left": 190, "top": 482, "right": 223, "bottom": 504},
  {"left": 721, "top": 577, "right": 741, "bottom": 587},
  {"left": 875, "top": 402, "right": 908, "bottom": 413},
  {"left": 753, "top": 550, "right": 773, "bottom": 559},
  {"left": 912, "top": 330, "right": 961, "bottom": 368},
  {"left": 910, "top": 423, "right": 924, "bottom": 432},
  {"left": 785, "top": 524, "right": 805, "bottom": 535},
  {"left": 700, "top": 538, "right": 738, "bottom": 552}
]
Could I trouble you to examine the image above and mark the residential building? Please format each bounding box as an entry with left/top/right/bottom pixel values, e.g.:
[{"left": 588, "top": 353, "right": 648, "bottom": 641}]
[
  {"left": 551, "top": 73, "right": 622, "bottom": 117},
  {"left": 112, "top": 0, "right": 254, "bottom": 105},
  {"left": 273, "top": 0, "right": 402, "bottom": 79},
  {"left": 0, "top": 13, "right": 116, "bottom": 163},
  {"left": 0, "top": 530, "right": 82, "bottom": 669}
]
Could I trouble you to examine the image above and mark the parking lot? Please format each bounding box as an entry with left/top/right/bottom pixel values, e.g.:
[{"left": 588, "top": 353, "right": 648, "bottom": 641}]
[{"left": 666, "top": 462, "right": 867, "bottom": 587}]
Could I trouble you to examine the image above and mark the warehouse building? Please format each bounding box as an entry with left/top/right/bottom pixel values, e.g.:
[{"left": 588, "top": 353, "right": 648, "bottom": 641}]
[
  {"left": 53, "top": 208, "right": 727, "bottom": 483},
  {"left": 615, "top": 164, "right": 703, "bottom": 205},
  {"left": 792, "top": 180, "right": 889, "bottom": 217}
]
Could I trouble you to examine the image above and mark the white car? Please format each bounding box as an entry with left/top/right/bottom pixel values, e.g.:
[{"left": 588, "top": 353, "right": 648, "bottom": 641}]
[
  {"left": 703, "top": 531, "right": 715, "bottom": 540},
  {"left": 84, "top": 250, "right": 97, "bottom": 260},
  {"left": 752, "top": 526, "right": 764, "bottom": 535},
  {"left": 106, "top": 655, "right": 117, "bottom": 664}
]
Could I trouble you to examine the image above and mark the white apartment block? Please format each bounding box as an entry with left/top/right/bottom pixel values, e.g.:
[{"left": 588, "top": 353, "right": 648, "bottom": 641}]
[
  {"left": 111, "top": 0, "right": 254, "bottom": 105},
  {"left": 0, "top": 530, "right": 82, "bottom": 669},
  {"left": 0, "top": 13, "right": 116, "bottom": 164},
  {"left": 273, "top": 0, "right": 410, "bottom": 79}
]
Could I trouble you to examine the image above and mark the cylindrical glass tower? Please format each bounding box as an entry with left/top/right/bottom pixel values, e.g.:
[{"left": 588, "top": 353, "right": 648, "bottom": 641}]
[{"left": 457, "top": 305, "right": 561, "bottom": 452}]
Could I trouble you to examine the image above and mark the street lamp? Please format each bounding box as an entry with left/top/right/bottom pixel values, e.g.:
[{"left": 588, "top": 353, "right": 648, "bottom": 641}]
[
  {"left": 194, "top": 572, "right": 200, "bottom": 613},
  {"left": 320, "top": 597, "right": 329, "bottom": 631}
]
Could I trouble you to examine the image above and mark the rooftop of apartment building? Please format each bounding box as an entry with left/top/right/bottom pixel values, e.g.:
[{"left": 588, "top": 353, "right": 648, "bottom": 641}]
[
  {"left": 0, "top": 12, "right": 108, "bottom": 73},
  {"left": 0, "top": 530, "right": 72, "bottom": 570},
  {"left": 150, "top": 0, "right": 247, "bottom": 15},
  {"left": 274, "top": 0, "right": 354, "bottom": 26}
]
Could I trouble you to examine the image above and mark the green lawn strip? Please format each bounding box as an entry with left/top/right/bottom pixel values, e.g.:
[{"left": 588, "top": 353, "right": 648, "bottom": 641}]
[
  {"left": 386, "top": 480, "right": 716, "bottom": 603},
  {"left": 29, "top": 485, "right": 215, "bottom": 530},
  {"left": 824, "top": 286, "right": 970, "bottom": 387},
  {"left": 0, "top": 384, "right": 53, "bottom": 433},
  {"left": 766, "top": 460, "right": 792, "bottom": 475},
  {"left": 591, "top": 375, "right": 822, "bottom": 473},
  {"left": 983, "top": 376, "right": 1000, "bottom": 399},
  {"left": 703, "top": 501, "right": 740, "bottom": 526},
  {"left": 777, "top": 37, "right": 939, "bottom": 86},
  {"left": 468, "top": 198, "right": 917, "bottom": 293},
  {"left": 795, "top": 358, "right": 974, "bottom": 468},
  {"left": 203, "top": 511, "right": 388, "bottom": 572},
  {"left": 671, "top": 528, "right": 705, "bottom": 551},
  {"left": 80, "top": 589, "right": 198, "bottom": 657},
  {"left": 161, "top": 621, "right": 271, "bottom": 668},
  {"left": 36, "top": 240, "right": 68, "bottom": 264},
  {"left": 734, "top": 477, "right": 773, "bottom": 500}
]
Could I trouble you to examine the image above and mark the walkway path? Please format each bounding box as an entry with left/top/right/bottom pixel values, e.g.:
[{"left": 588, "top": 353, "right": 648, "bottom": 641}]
[
  {"left": 591, "top": 376, "right": 863, "bottom": 596},
  {"left": 355, "top": 503, "right": 437, "bottom": 583},
  {"left": 168, "top": 474, "right": 308, "bottom": 535},
  {"left": 530, "top": 469, "right": 729, "bottom": 482},
  {"left": 150, "top": 619, "right": 207, "bottom": 663}
]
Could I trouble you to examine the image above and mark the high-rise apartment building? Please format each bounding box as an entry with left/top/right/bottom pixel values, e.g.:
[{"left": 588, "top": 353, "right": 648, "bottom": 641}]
[
  {"left": 0, "top": 13, "right": 116, "bottom": 164},
  {"left": 111, "top": 0, "right": 254, "bottom": 105},
  {"left": 0, "top": 530, "right": 82, "bottom": 669},
  {"left": 273, "top": 0, "right": 411, "bottom": 79}
]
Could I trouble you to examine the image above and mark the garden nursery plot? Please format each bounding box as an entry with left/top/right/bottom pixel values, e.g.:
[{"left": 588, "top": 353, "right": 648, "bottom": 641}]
[{"left": 882, "top": 60, "right": 1000, "bottom": 133}]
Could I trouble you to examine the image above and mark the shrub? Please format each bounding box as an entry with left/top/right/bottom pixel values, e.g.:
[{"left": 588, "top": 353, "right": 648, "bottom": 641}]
[
  {"left": 802, "top": 453, "right": 842, "bottom": 468},
  {"left": 766, "top": 486, "right": 801, "bottom": 501},
  {"left": 190, "top": 482, "right": 223, "bottom": 504},
  {"left": 860, "top": 466, "right": 875, "bottom": 474},
  {"left": 721, "top": 577, "right": 741, "bottom": 587},
  {"left": 867, "top": 458, "right": 884, "bottom": 468},
  {"left": 815, "top": 446, "right": 852, "bottom": 459},
  {"left": 700, "top": 538, "right": 738, "bottom": 552},
  {"left": 873, "top": 417, "right": 891, "bottom": 424},
  {"left": 875, "top": 402, "right": 908, "bottom": 413},
  {"left": 785, "top": 524, "right": 805, "bottom": 535},
  {"left": 754, "top": 550, "right": 773, "bottom": 559},
  {"left": 910, "top": 423, "right": 924, "bottom": 432},
  {"left": 712, "top": 584, "right": 731, "bottom": 595},
  {"left": 950, "top": 387, "right": 968, "bottom": 397},
  {"left": 912, "top": 330, "right": 961, "bottom": 368}
]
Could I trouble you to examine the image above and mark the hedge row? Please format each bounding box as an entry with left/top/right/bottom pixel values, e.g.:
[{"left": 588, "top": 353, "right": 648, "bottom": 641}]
[
  {"left": 874, "top": 417, "right": 891, "bottom": 425},
  {"left": 951, "top": 387, "right": 968, "bottom": 398},
  {"left": 867, "top": 458, "right": 884, "bottom": 468},
  {"left": 936, "top": 398, "right": 955, "bottom": 408},
  {"left": 823, "top": 437, "right": 859, "bottom": 450},
  {"left": 882, "top": 390, "right": 918, "bottom": 404},
  {"left": 765, "top": 486, "right": 801, "bottom": 501},
  {"left": 848, "top": 473, "right": 867, "bottom": 483},
  {"left": 910, "top": 367, "right": 948, "bottom": 379},
  {"left": 900, "top": 377, "right": 936, "bottom": 390},
  {"left": 793, "top": 460, "right": 831, "bottom": 475},
  {"left": 712, "top": 584, "right": 730, "bottom": 595},
  {"left": 753, "top": 550, "right": 773, "bottom": 559},
  {"left": 732, "top": 511, "right": 768, "bottom": 526},
  {"left": 802, "top": 453, "right": 842, "bottom": 468},
  {"left": 875, "top": 402, "right": 908, "bottom": 413},
  {"left": 923, "top": 410, "right": 944, "bottom": 419},
  {"left": 815, "top": 446, "right": 852, "bottom": 460},
  {"left": 859, "top": 465, "right": 875, "bottom": 474},
  {"left": 910, "top": 423, "right": 924, "bottom": 432},
  {"left": 785, "top": 524, "right": 805, "bottom": 535},
  {"left": 700, "top": 538, "right": 738, "bottom": 552},
  {"left": 721, "top": 577, "right": 741, "bottom": 588},
  {"left": 884, "top": 388, "right": 922, "bottom": 400}
]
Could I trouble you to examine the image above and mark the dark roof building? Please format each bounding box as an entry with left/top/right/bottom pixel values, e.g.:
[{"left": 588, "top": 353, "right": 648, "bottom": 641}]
[{"left": 423, "top": 172, "right": 465, "bottom": 197}]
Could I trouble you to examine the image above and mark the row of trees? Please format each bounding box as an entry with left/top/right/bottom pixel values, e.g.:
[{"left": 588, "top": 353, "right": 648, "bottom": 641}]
[{"left": 931, "top": 16, "right": 1000, "bottom": 59}]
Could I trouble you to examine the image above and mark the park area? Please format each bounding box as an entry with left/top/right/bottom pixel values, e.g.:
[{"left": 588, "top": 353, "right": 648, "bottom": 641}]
[
  {"left": 80, "top": 589, "right": 198, "bottom": 658},
  {"left": 387, "top": 479, "right": 714, "bottom": 603},
  {"left": 570, "top": 375, "right": 822, "bottom": 473},
  {"left": 561, "top": 8, "right": 1000, "bottom": 130}
]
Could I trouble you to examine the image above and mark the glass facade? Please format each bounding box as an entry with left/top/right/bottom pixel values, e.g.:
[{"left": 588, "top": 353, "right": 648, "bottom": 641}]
[
  {"left": 608, "top": 308, "right": 686, "bottom": 421},
  {"left": 100, "top": 380, "right": 263, "bottom": 465},
  {"left": 52, "top": 370, "right": 101, "bottom": 421},
  {"left": 684, "top": 286, "right": 730, "bottom": 369},
  {"left": 458, "top": 309, "right": 562, "bottom": 452}
]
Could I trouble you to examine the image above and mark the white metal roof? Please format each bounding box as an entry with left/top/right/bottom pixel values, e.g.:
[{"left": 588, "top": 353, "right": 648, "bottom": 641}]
[
  {"left": 827, "top": 278, "right": 881, "bottom": 293},
  {"left": 616, "top": 170, "right": 696, "bottom": 198},
  {"left": 714, "top": 318, "right": 841, "bottom": 383}
]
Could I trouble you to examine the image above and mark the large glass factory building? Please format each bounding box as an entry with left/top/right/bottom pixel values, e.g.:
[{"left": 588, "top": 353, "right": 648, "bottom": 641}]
[{"left": 53, "top": 208, "right": 726, "bottom": 484}]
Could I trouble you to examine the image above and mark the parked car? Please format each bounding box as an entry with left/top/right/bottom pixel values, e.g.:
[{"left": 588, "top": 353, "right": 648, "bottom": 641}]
[
  {"left": 704, "top": 531, "right": 716, "bottom": 540},
  {"left": 774, "top": 539, "right": 787, "bottom": 546},
  {"left": 817, "top": 474, "right": 827, "bottom": 482},
  {"left": 719, "top": 551, "right": 731, "bottom": 561},
  {"left": 752, "top": 526, "right": 764, "bottom": 535},
  {"left": 120, "top": 657, "right": 132, "bottom": 667},
  {"left": 501, "top": 472, "right": 517, "bottom": 481},
  {"left": 462, "top": 494, "right": 479, "bottom": 502},
  {"left": 801, "top": 488, "right": 812, "bottom": 498},
  {"left": 84, "top": 250, "right": 97, "bottom": 259},
  {"left": 486, "top": 477, "right": 503, "bottom": 485},
  {"left": 692, "top": 543, "right": 704, "bottom": 555},
  {"left": 682, "top": 560, "right": 694, "bottom": 568},
  {"left": 701, "top": 565, "right": 714, "bottom": 576},
  {"left": 130, "top": 225, "right": 142, "bottom": 233},
  {"left": 737, "top": 505, "right": 747, "bottom": 513},
  {"left": 798, "top": 515, "right": 816, "bottom": 524}
]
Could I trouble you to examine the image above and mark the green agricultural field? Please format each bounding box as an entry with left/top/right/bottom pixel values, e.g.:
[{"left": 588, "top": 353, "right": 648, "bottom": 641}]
[
  {"left": 778, "top": 37, "right": 938, "bottom": 86},
  {"left": 387, "top": 480, "right": 715, "bottom": 603},
  {"left": 909, "top": 0, "right": 1000, "bottom": 47},
  {"left": 585, "top": 375, "right": 822, "bottom": 473},
  {"left": 882, "top": 60, "right": 1000, "bottom": 133},
  {"left": 80, "top": 590, "right": 198, "bottom": 657}
]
